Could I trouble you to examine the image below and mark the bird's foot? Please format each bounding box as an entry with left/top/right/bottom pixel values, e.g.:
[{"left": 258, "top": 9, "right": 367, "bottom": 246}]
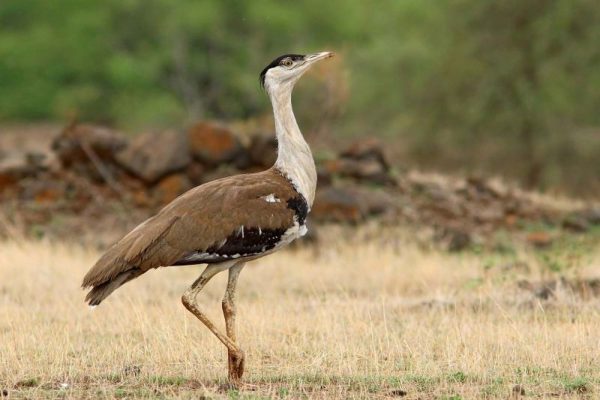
[{"left": 227, "top": 350, "right": 245, "bottom": 388}]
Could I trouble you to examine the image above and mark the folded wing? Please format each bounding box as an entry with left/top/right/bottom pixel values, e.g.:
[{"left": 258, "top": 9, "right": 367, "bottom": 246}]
[{"left": 82, "top": 168, "right": 306, "bottom": 305}]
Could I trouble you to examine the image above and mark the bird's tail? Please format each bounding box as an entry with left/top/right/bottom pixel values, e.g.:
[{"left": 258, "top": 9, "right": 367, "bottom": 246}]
[{"left": 84, "top": 268, "right": 143, "bottom": 306}]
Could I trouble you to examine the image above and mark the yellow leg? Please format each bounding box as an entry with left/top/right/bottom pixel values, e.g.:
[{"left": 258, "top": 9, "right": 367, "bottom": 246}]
[
  {"left": 181, "top": 262, "right": 244, "bottom": 385},
  {"left": 222, "top": 263, "right": 245, "bottom": 385}
]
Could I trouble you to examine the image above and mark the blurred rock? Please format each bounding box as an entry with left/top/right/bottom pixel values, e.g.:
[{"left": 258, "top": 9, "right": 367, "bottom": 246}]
[
  {"left": 434, "top": 227, "right": 472, "bottom": 252},
  {"left": 21, "top": 180, "right": 66, "bottom": 204},
  {"left": 312, "top": 187, "right": 363, "bottom": 223},
  {"left": 116, "top": 130, "right": 190, "bottom": 183},
  {"left": 186, "top": 161, "right": 207, "bottom": 185},
  {"left": 316, "top": 166, "right": 333, "bottom": 186},
  {"left": 340, "top": 137, "right": 390, "bottom": 169},
  {"left": 313, "top": 184, "right": 396, "bottom": 223},
  {"left": 25, "top": 151, "right": 54, "bottom": 171},
  {"left": 324, "top": 158, "right": 395, "bottom": 186},
  {"left": 312, "top": 186, "right": 396, "bottom": 223},
  {"left": 131, "top": 189, "right": 152, "bottom": 208},
  {"left": 0, "top": 153, "right": 29, "bottom": 190},
  {"left": 0, "top": 152, "right": 46, "bottom": 192},
  {"left": 188, "top": 121, "right": 243, "bottom": 165},
  {"left": 562, "top": 214, "right": 589, "bottom": 233},
  {"left": 447, "top": 229, "right": 472, "bottom": 252},
  {"left": 420, "top": 185, "right": 463, "bottom": 219},
  {"left": 576, "top": 207, "right": 600, "bottom": 226},
  {"left": 346, "top": 186, "right": 397, "bottom": 217},
  {"left": 0, "top": 122, "right": 590, "bottom": 247},
  {"left": 154, "top": 174, "right": 192, "bottom": 205},
  {"left": 52, "top": 123, "right": 127, "bottom": 167},
  {"left": 248, "top": 135, "right": 277, "bottom": 168},
  {"left": 526, "top": 231, "right": 553, "bottom": 248},
  {"left": 199, "top": 165, "right": 241, "bottom": 185},
  {"left": 326, "top": 138, "right": 397, "bottom": 186},
  {"left": 464, "top": 176, "right": 501, "bottom": 199}
]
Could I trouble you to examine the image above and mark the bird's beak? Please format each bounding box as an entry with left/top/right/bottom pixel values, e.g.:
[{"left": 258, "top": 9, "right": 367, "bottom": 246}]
[{"left": 304, "top": 51, "right": 334, "bottom": 65}]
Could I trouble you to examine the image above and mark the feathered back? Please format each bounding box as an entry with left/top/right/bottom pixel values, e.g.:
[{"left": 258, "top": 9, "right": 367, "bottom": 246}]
[{"left": 82, "top": 168, "right": 304, "bottom": 305}]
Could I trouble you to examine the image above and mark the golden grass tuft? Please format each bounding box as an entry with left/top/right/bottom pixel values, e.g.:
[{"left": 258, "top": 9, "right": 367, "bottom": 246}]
[{"left": 0, "top": 234, "right": 599, "bottom": 399}]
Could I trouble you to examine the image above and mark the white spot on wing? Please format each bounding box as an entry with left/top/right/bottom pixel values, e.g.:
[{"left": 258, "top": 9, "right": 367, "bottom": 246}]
[{"left": 262, "top": 194, "right": 281, "bottom": 203}]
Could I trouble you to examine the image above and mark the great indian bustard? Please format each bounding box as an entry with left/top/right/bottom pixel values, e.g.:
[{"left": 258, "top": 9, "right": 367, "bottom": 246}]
[{"left": 82, "top": 51, "right": 333, "bottom": 386}]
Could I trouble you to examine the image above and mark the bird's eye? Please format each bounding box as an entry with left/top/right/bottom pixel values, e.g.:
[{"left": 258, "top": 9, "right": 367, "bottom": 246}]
[{"left": 282, "top": 58, "right": 293, "bottom": 67}]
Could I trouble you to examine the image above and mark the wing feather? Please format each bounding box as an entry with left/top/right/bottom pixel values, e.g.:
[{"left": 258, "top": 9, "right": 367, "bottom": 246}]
[{"left": 81, "top": 169, "right": 299, "bottom": 291}]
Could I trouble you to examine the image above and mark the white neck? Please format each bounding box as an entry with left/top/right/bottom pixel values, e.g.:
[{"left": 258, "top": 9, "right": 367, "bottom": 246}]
[{"left": 269, "top": 83, "right": 317, "bottom": 208}]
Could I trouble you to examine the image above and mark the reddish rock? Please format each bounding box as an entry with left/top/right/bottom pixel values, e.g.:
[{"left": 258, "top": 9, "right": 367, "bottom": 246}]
[
  {"left": 0, "top": 155, "right": 26, "bottom": 191},
  {"left": 0, "top": 152, "right": 45, "bottom": 193},
  {"left": 21, "top": 180, "right": 65, "bottom": 204},
  {"left": 131, "top": 189, "right": 152, "bottom": 208},
  {"left": 526, "top": 231, "right": 553, "bottom": 248},
  {"left": 188, "top": 122, "right": 243, "bottom": 165},
  {"left": 154, "top": 174, "right": 192, "bottom": 205},
  {"left": 116, "top": 130, "right": 190, "bottom": 183},
  {"left": 186, "top": 162, "right": 207, "bottom": 185},
  {"left": 312, "top": 187, "right": 364, "bottom": 223},
  {"left": 505, "top": 213, "right": 518, "bottom": 227}
]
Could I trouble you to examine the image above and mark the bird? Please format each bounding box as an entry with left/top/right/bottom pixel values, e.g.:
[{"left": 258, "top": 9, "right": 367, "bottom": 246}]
[{"left": 81, "top": 51, "right": 334, "bottom": 387}]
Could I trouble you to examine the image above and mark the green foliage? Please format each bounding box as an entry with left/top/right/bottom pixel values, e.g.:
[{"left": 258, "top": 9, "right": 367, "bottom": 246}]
[
  {"left": 16, "top": 377, "right": 39, "bottom": 388},
  {"left": 0, "top": 0, "right": 366, "bottom": 126},
  {"left": 407, "top": 0, "right": 600, "bottom": 192},
  {"left": 534, "top": 229, "right": 598, "bottom": 273},
  {"left": 448, "top": 371, "right": 468, "bottom": 383},
  {"left": 561, "top": 376, "right": 589, "bottom": 394}
]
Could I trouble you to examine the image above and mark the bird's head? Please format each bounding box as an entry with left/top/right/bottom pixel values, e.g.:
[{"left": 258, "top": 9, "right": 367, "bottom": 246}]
[{"left": 260, "top": 52, "right": 334, "bottom": 93}]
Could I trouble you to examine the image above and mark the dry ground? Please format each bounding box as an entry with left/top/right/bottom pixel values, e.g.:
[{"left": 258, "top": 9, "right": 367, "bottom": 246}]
[{"left": 0, "top": 228, "right": 599, "bottom": 399}]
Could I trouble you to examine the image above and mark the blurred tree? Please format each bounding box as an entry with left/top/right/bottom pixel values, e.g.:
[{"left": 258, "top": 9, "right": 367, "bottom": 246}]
[
  {"left": 411, "top": 0, "right": 600, "bottom": 189},
  {"left": 0, "top": 0, "right": 598, "bottom": 195}
]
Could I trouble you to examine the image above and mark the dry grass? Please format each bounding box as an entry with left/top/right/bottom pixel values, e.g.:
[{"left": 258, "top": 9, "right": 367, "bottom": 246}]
[{"left": 1, "top": 230, "right": 599, "bottom": 399}]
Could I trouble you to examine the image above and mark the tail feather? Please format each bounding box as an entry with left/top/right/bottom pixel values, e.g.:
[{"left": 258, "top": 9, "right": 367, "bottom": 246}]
[{"left": 84, "top": 269, "right": 143, "bottom": 306}]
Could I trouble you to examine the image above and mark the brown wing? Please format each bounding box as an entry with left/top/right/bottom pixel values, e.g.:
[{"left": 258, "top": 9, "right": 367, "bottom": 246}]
[{"left": 82, "top": 168, "right": 303, "bottom": 304}]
